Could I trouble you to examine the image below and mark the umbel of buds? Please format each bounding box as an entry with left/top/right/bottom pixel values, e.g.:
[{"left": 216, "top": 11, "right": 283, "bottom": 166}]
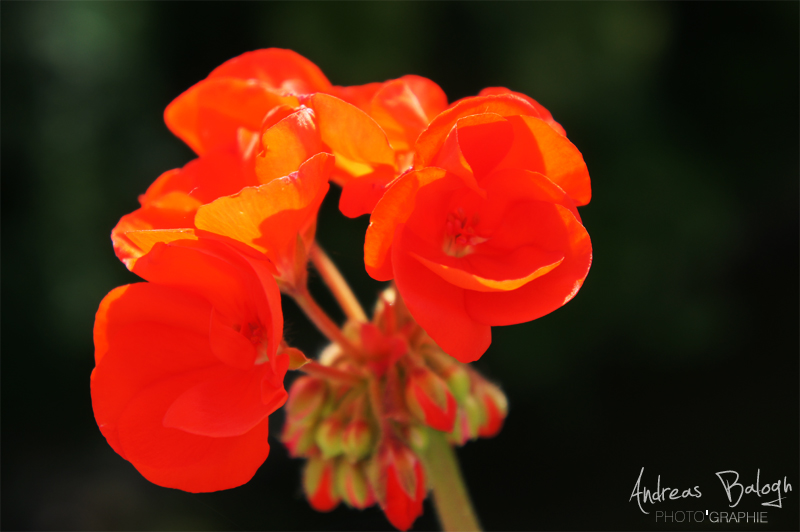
[{"left": 282, "top": 287, "right": 508, "bottom": 530}]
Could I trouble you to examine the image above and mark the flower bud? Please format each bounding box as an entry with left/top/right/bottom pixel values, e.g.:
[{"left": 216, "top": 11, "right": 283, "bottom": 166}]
[
  {"left": 404, "top": 423, "right": 429, "bottom": 454},
  {"left": 336, "top": 460, "right": 375, "bottom": 509},
  {"left": 382, "top": 448, "right": 426, "bottom": 531},
  {"left": 463, "top": 394, "right": 484, "bottom": 440},
  {"left": 440, "top": 364, "right": 471, "bottom": 404},
  {"left": 303, "top": 457, "right": 340, "bottom": 512},
  {"left": 315, "top": 418, "right": 344, "bottom": 459},
  {"left": 286, "top": 376, "right": 327, "bottom": 421},
  {"left": 404, "top": 366, "right": 457, "bottom": 432},
  {"left": 446, "top": 408, "right": 469, "bottom": 446},
  {"left": 477, "top": 382, "right": 508, "bottom": 438},
  {"left": 342, "top": 418, "right": 373, "bottom": 462},
  {"left": 282, "top": 418, "right": 319, "bottom": 457}
]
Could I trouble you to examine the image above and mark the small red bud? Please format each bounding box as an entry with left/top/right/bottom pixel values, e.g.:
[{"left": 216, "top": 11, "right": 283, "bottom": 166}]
[
  {"left": 405, "top": 366, "right": 457, "bottom": 432},
  {"left": 336, "top": 460, "right": 375, "bottom": 509},
  {"left": 282, "top": 418, "right": 318, "bottom": 457},
  {"left": 440, "top": 364, "right": 471, "bottom": 404},
  {"left": 315, "top": 418, "right": 344, "bottom": 459},
  {"left": 342, "top": 418, "right": 373, "bottom": 462},
  {"left": 286, "top": 376, "right": 327, "bottom": 421},
  {"left": 463, "top": 395, "right": 483, "bottom": 440},
  {"left": 383, "top": 454, "right": 426, "bottom": 531},
  {"left": 477, "top": 383, "right": 508, "bottom": 438},
  {"left": 303, "top": 457, "right": 340, "bottom": 512}
]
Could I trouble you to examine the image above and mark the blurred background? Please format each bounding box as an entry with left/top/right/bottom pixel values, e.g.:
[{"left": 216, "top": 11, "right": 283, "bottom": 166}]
[{"left": 2, "top": 2, "right": 798, "bottom": 530}]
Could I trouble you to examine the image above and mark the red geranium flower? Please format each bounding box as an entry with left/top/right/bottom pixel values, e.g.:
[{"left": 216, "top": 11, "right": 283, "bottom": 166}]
[
  {"left": 92, "top": 239, "right": 289, "bottom": 492},
  {"left": 164, "top": 48, "right": 448, "bottom": 219},
  {"left": 364, "top": 94, "right": 592, "bottom": 362},
  {"left": 113, "top": 106, "right": 334, "bottom": 290}
]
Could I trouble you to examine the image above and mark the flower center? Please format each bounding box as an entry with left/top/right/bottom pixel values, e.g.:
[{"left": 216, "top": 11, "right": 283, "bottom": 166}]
[
  {"left": 442, "top": 207, "right": 488, "bottom": 258},
  {"left": 237, "top": 322, "right": 271, "bottom": 364}
]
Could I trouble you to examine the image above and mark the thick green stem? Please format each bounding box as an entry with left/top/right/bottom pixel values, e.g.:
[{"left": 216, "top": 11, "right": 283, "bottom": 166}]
[{"left": 422, "top": 430, "right": 482, "bottom": 532}]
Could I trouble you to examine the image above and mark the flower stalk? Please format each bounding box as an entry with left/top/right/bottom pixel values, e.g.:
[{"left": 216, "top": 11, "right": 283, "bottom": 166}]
[
  {"left": 423, "top": 429, "right": 482, "bottom": 532},
  {"left": 291, "top": 286, "right": 362, "bottom": 358},
  {"left": 310, "top": 243, "right": 369, "bottom": 323}
]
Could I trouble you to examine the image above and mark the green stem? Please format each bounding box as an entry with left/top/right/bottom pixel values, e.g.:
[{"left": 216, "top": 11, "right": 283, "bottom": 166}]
[{"left": 422, "top": 430, "right": 482, "bottom": 532}]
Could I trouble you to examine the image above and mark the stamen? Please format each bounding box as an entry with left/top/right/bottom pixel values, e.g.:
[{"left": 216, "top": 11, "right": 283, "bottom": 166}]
[{"left": 442, "top": 208, "right": 488, "bottom": 258}]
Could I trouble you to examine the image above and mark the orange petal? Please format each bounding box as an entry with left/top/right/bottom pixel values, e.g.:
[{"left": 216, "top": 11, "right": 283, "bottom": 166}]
[
  {"left": 165, "top": 78, "right": 296, "bottom": 155},
  {"left": 519, "top": 116, "right": 590, "bottom": 205},
  {"left": 122, "top": 228, "right": 198, "bottom": 268},
  {"left": 196, "top": 153, "right": 332, "bottom": 260},
  {"left": 208, "top": 48, "right": 332, "bottom": 94},
  {"left": 415, "top": 94, "right": 539, "bottom": 168},
  {"left": 479, "top": 87, "right": 566, "bottom": 136},
  {"left": 370, "top": 75, "right": 448, "bottom": 152},
  {"left": 255, "top": 107, "right": 324, "bottom": 184},
  {"left": 307, "top": 93, "right": 395, "bottom": 168},
  {"left": 329, "top": 82, "right": 383, "bottom": 111},
  {"left": 364, "top": 167, "right": 447, "bottom": 281}
]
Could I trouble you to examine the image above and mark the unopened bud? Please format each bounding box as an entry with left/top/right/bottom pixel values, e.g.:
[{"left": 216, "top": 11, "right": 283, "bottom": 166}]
[
  {"left": 286, "top": 377, "right": 327, "bottom": 421},
  {"left": 405, "top": 366, "right": 457, "bottom": 432},
  {"left": 405, "top": 424, "right": 429, "bottom": 453},
  {"left": 336, "top": 460, "right": 375, "bottom": 509},
  {"left": 446, "top": 409, "right": 469, "bottom": 446},
  {"left": 315, "top": 418, "right": 344, "bottom": 459},
  {"left": 440, "top": 364, "right": 471, "bottom": 404},
  {"left": 382, "top": 444, "right": 426, "bottom": 531},
  {"left": 282, "top": 418, "right": 318, "bottom": 457},
  {"left": 303, "top": 457, "right": 340, "bottom": 512},
  {"left": 342, "top": 419, "right": 373, "bottom": 462},
  {"left": 477, "top": 383, "right": 508, "bottom": 438},
  {"left": 463, "top": 395, "right": 483, "bottom": 440}
]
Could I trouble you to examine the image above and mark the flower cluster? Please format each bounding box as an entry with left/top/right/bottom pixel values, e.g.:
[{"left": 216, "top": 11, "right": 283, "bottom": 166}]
[{"left": 92, "top": 49, "right": 591, "bottom": 530}]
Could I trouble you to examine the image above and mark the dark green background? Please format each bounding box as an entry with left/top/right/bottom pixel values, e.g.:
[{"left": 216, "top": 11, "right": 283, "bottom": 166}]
[{"left": 3, "top": 2, "right": 798, "bottom": 530}]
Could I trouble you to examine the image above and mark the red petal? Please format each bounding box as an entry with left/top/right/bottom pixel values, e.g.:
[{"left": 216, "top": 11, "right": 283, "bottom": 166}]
[
  {"left": 93, "top": 283, "right": 212, "bottom": 368},
  {"left": 364, "top": 167, "right": 447, "bottom": 281},
  {"left": 393, "top": 226, "right": 491, "bottom": 363},
  {"left": 114, "top": 370, "right": 272, "bottom": 492},
  {"left": 132, "top": 240, "right": 262, "bottom": 326},
  {"left": 338, "top": 165, "right": 395, "bottom": 218},
  {"left": 208, "top": 306, "right": 257, "bottom": 370},
  {"left": 465, "top": 205, "right": 592, "bottom": 326},
  {"left": 208, "top": 48, "right": 332, "bottom": 94},
  {"left": 163, "top": 364, "right": 286, "bottom": 438},
  {"left": 453, "top": 113, "right": 513, "bottom": 180}
]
